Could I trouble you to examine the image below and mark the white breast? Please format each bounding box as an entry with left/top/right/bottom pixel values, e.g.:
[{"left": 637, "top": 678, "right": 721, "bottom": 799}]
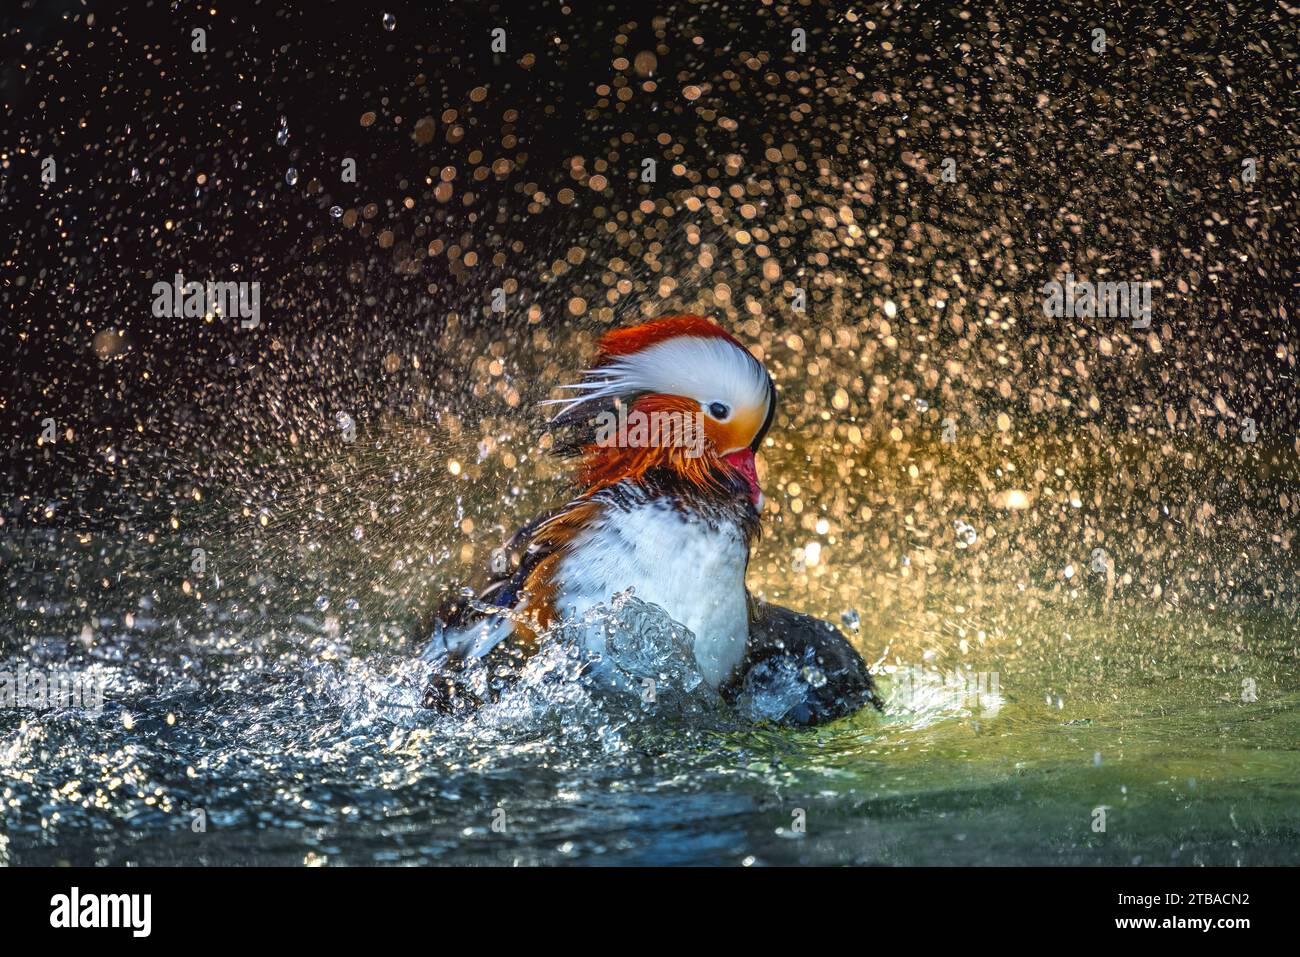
[{"left": 553, "top": 495, "right": 750, "bottom": 688}]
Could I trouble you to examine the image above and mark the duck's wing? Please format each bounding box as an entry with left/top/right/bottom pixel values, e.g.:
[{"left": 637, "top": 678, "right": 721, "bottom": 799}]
[
  {"left": 419, "top": 508, "right": 571, "bottom": 713},
  {"left": 722, "top": 598, "right": 882, "bottom": 725},
  {"left": 432, "top": 508, "right": 564, "bottom": 634},
  {"left": 419, "top": 507, "right": 565, "bottom": 671}
]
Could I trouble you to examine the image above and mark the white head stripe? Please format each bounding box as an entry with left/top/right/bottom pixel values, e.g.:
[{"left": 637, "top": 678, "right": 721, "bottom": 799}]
[{"left": 545, "top": 335, "right": 770, "bottom": 422}]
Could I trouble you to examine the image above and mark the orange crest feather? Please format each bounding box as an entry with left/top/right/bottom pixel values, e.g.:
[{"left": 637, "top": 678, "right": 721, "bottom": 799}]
[
  {"left": 595, "top": 315, "right": 744, "bottom": 361},
  {"left": 576, "top": 394, "right": 727, "bottom": 498}
]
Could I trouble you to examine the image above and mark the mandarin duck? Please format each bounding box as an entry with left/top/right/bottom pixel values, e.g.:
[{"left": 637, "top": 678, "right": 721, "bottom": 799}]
[{"left": 421, "top": 315, "right": 879, "bottom": 725}]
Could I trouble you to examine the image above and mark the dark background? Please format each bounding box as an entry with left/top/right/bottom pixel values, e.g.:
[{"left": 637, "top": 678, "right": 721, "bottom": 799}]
[{"left": 3, "top": 0, "right": 1297, "bottom": 505}]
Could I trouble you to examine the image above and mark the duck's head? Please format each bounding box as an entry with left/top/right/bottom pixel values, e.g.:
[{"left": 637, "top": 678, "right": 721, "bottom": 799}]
[{"left": 547, "top": 315, "right": 776, "bottom": 510}]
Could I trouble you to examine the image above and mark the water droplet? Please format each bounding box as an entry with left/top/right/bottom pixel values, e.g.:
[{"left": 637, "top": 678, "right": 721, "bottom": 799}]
[
  {"left": 914, "top": 398, "right": 929, "bottom": 412},
  {"left": 382, "top": 12, "right": 396, "bottom": 31},
  {"left": 330, "top": 205, "right": 343, "bottom": 219},
  {"left": 285, "top": 167, "right": 299, "bottom": 186},
  {"left": 276, "top": 126, "right": 289, "bottom": 146}
]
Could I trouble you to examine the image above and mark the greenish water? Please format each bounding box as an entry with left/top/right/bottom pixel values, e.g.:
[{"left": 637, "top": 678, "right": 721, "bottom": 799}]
[
  {"left": 3, "top": 576, "right": 1296, "bottom": 865},
  {"left": 709, "top": 595, "right": 1300, "bottom": 866}
]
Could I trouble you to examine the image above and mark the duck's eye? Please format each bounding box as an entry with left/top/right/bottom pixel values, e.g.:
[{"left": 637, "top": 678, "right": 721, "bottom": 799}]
[{"left": 708, "top": 402, "right": 731, "bottom": 420}]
